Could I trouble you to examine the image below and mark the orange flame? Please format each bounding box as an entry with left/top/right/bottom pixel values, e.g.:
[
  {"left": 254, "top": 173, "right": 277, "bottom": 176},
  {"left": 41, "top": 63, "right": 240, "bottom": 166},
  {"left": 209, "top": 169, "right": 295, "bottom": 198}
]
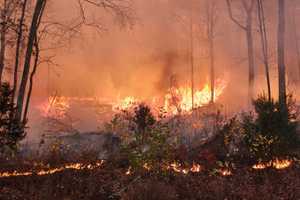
[
  {"left": 164, "top": 80, "right": 227, "bottom": 115},
  {"left": 252, "top": 159, "right": 292, "bottom": 170},
  {"left": 0, "top": 161, "right": 104, "bottom": 178},
  {"left": 38, "top": 96, "right": 70, "bottom": 119},
  {"left": 113, "top": 96, "right": 139, "bottom": 111}
]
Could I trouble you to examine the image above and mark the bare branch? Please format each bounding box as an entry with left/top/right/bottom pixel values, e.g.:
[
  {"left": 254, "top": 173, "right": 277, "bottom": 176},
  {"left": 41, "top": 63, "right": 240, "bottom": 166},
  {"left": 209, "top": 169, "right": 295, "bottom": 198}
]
[{"left": 226, "top": 0, "right": 247, "bottom": 31}]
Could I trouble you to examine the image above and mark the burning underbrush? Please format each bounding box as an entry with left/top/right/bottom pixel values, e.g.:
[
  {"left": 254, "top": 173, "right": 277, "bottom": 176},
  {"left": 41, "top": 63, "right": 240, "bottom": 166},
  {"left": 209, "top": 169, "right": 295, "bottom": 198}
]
[{"left": 1, "top": 88, "right": 300, "bottom": 199}]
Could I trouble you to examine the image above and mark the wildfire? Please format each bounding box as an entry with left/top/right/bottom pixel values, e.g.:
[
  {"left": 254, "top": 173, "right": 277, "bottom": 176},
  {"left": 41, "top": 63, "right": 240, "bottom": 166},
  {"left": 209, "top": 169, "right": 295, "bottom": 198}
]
[
  {"left": 252, "top": 159, "right": 292, "bottom": 170},
  {"left": 219, "top": 169, "right": 232, "bottom": 176},
  {"left": 113, "top": 96, "right": 139, "bottom": 111},
  {"left": 0, "top": 161, "right": 104, "bottom": 178},
  {"left": 38, "top": 96, "right": 70, "bottom": 119},
  {"left": 167, "top": 162, "right": 202, "bottom": 174},
  {"left": 164, "top": 80, "right": 227, "bottom": 115}
]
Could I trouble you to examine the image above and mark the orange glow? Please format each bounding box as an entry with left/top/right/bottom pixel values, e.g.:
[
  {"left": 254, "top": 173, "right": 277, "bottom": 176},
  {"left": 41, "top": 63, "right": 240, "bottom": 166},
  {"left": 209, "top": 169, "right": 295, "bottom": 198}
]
[
  {"left": 164, "top": 80, "right": 227, "bottom": 115},
  {"left": 219, "top": 169, "right": 232, "bottom": 176},
  {"left": 190, "top": 163, "right": 202, "bottom": 173},
  {"left": 0, "top": 161, "right": 104, "bottom": 178},
  {"left": 252, "top": 159, "right": 292, "bottom": 170},
  {"left": 38, "top": 96, "right": 70, "bottom": 119},
  {"left": 125, "top": 167, "right": 132, "bottom": 175},
  {"left": 113, "top": 96, "right": 139, "bottom": 111},
  {"left": 272, "top": 159, "right": 292, "bottom": 169}
]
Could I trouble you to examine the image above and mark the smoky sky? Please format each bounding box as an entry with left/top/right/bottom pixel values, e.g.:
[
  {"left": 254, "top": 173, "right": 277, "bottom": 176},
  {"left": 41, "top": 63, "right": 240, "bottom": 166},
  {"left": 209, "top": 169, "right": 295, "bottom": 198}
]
[{"left": 32, "top": 0, "right": 300, "bottom": 108}]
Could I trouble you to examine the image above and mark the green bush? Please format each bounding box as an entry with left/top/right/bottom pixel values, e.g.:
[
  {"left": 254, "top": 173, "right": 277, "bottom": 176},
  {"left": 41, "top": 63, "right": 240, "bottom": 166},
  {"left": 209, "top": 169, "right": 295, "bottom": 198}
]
[
  {"left": 121, "top": 104, "right": 174, "bottom": 171},
  {"left": 243, "top": 95, "right": 299, "bottom": 161},
  {"left": 0, "top": 83, "right": 26, "bottom": 153}
]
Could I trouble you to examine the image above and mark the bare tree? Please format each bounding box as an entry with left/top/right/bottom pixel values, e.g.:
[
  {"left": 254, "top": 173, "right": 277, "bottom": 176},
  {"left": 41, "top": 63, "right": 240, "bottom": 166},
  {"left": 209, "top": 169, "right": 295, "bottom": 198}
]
[
  {"left": 190, "top": 14, "right": 195, "bottom": 109},
  {"left": 204, "top": 0, "right": 218, "bottom": 103},
  {"left": 12, "top": 0, "right": 28, "bottom": 105},
  {"left": 278, "top": 0, "right": 287, "bottom": 111},
  {"left": 0, "top": 0, "right": 19, "bottom": 83},
  {"left": 291, "top": 0, "right": 300, "bottom": 84},
  {"left": 16, "top": 0, "right": 47, "bottom": 122},
  {"left": 15, "top": 0, "right": 134, "bottom": 124},
  {"left": 226, "top": 0, "right": 256, "bottom": 103},
  {"left": 257, "top": 0, "right": 271, "bottom": 100}
]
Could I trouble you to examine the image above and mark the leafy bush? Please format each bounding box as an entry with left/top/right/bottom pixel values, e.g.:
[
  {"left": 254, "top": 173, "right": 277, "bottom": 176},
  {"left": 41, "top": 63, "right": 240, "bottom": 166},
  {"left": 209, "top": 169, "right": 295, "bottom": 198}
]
[
  {"left": 0, "top": 83, "right": 26, "bottom": 153},
  {"left": 120, "top": 104, "right": 175, "bottom": 171},
  {"left": 221, "top": 95, "right": 299, "bottom": 162},
  {"left": 243, "top": 95, "right": 299, "bottom": 161}
]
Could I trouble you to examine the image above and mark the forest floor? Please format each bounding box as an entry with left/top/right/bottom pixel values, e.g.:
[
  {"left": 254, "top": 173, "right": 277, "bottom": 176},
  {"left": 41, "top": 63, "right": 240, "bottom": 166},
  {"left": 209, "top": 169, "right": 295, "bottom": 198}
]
[{"left": 0, "top": 157, "right": 300, "bottom": 200}]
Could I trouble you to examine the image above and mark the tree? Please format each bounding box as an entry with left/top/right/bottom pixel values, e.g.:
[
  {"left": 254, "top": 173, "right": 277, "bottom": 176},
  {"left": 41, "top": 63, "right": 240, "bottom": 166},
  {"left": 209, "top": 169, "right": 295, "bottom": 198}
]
[
  {"left": 277, "top": 0, "right": 287, "bottom": 112},
  {"left": 15, "top": 0, "right": 133, "bottom": 124},
  {"left": 204, "top": 0, "right": 218, "bottom": 103},
  {"left": 257, "top": 0, "right": 271, "bottom": 101},
  {"left": 0, "top": 0, "right": 20, "bottom": 84},
  {"left": 291, "top": 0, "right": 300, "bottom": 84},
  {"left": 226, "top": 0, "right": 256, "bottom": 103},
  {"left": 16, "top": 0, "right": 47, "bottom": 122}
]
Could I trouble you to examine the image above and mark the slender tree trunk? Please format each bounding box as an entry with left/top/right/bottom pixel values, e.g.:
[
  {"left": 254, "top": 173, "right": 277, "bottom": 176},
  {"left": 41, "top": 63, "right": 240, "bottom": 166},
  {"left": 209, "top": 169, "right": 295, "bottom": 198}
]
[
  {"left": 291, "top": 2, "right": 300, "bottom": 83},
  {"left": 278, "top": 0, "right": 287, "bottom": 111},
  {"left": 12, "top": 0, "right": 28, "bottom": 104},
  {"left": 246, "top": 21, "right": 255, "bottom": 102},
  {"left": 23, "top": 37, "right": 39, "bottom": 123},
  {"left": 226, "top": 0, "right": 255, "bottom": 105},
  {"left": 207, "top": 1, "right": 216, "bottom": 103},
  {"left": 209, "top": 35, "right": 215, "bottom": 103},
  {"left": 0, "top": 0, "right": 8, "bottom": 84},
  {"left": 257, "top": 0, "right": 271, "bottom": 100},
  {"left": 16, "top": 0, "right": 46, "bottom": 122},
  {"left": 190, "top": 15, "right": 194, "bottom": 109}
]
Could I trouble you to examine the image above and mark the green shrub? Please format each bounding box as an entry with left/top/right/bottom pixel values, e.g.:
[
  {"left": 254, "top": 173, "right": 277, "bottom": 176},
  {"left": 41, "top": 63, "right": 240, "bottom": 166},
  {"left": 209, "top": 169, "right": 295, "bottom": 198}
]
[
  {"left": 243, "top": 95, "right": 299, "bottom": 161},
  {"left": 0, "top": 83, "right": 26, "bottom": 153},
  {"left": 121, "top": 104, "right": 174, "bottom": 171}
]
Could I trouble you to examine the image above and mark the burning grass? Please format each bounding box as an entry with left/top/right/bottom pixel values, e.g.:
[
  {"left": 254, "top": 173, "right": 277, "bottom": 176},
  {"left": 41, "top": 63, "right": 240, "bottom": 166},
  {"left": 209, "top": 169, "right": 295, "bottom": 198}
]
[{"left": 0, "top": 156, "right": 299, "bottom": 200}]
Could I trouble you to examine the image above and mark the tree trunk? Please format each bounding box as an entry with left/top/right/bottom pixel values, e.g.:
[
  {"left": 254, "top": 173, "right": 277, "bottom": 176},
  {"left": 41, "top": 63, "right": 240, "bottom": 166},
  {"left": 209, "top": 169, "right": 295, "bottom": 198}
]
[
  {"left": 226, "top": 0, "right": 255, "bottom": 105},
  {"left": 0, "top": 0, "right": 8, "bottom": 84},
  {"left": 292, "top": 2, "right": 300, "bottom": 84},
  {"left": 16, "top": 0, "right": 46, "bottom": 122},
  {"left": 209, "top": 36, "right": 215, "bottom": 103},
  {"left": 278, "top": 0, "right": 287, "bottom": 111},
  {"left": 12, "top": 0, "right": 28, "bottom": 104},
  {"left": 257, "top": 0, "right": 271, "bottom": 101},
  {"left": 190, "top": 15, "right": 194, "bottom": 109},
  {"left": 246, "top": 21, "right": 255, "bottom": 102},
  {"left": 23, "top": 37, "right": 39, "bottom": 123}
]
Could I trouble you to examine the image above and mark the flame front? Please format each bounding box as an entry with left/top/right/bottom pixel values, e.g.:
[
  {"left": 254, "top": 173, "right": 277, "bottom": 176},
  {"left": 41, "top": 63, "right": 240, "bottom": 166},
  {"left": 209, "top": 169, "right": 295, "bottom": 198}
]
[
  {"left": 0, "top": 161, "right": 104, "bottom": 178},
  {"left": 113, "top": 96, "right": 139, "bottom": 111},
  {"left": 164, "top": 80, "right": 227, "bottom": 115},
  {"left": 252, "top": 159, "right": 292, "bottom": 170},
  {"left": 38, "top": 96, "right": 70, "bottom": 119}
]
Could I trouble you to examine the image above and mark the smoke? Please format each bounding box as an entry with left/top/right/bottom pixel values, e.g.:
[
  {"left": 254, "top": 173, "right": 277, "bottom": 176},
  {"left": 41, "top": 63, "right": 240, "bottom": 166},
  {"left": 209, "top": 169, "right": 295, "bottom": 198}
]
[{"left": 26, "top": 0, "right": 300, "bottom": 137}]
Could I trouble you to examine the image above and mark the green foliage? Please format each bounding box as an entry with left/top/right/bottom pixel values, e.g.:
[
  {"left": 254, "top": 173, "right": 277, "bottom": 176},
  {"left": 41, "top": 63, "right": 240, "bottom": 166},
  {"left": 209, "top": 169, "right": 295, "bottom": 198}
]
[
  {"left": 243, "top": 95, "right": 299, "bottom": 161},
  {"left": 0, "top": 83, "right": 26, "bottom": 152},
  {"left": 121, "top": 104, "right": 174, "bottom": 171},
  {"left": 133, "top": 104, "right": 156, "bottom": 134}
]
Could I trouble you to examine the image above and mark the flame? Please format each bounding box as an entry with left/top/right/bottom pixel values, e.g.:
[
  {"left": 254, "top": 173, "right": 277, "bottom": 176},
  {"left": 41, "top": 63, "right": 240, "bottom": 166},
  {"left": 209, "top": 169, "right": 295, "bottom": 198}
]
[
  {"left": 190, "top": 163, "right": 202, "bottom": 173},
  {"left": 219, "top": 169, "right": 232, "bottom": 176},
  {"left": 0, "top": 161, "right": 104, "bottom": 178},
  {"left": 272, "top": 159, "right": 292, "bottom": 169},
  {"left": 38, "top": 96, "right": 70, "bottom": 119},
  {"left": 125, "top": 166, "right": 132, "bottom": 175},
  {"left": 252, "top": 159, "right": 292, "bottom": 170},
  {"left": 164, "top": 80, "right": 227, "bottom": 115},
  {"left": 113, "top": 96, "right": 139, "bottom": 111},
  {"left": 167, "top": 162, "right": 202, "bottom": 174}
]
